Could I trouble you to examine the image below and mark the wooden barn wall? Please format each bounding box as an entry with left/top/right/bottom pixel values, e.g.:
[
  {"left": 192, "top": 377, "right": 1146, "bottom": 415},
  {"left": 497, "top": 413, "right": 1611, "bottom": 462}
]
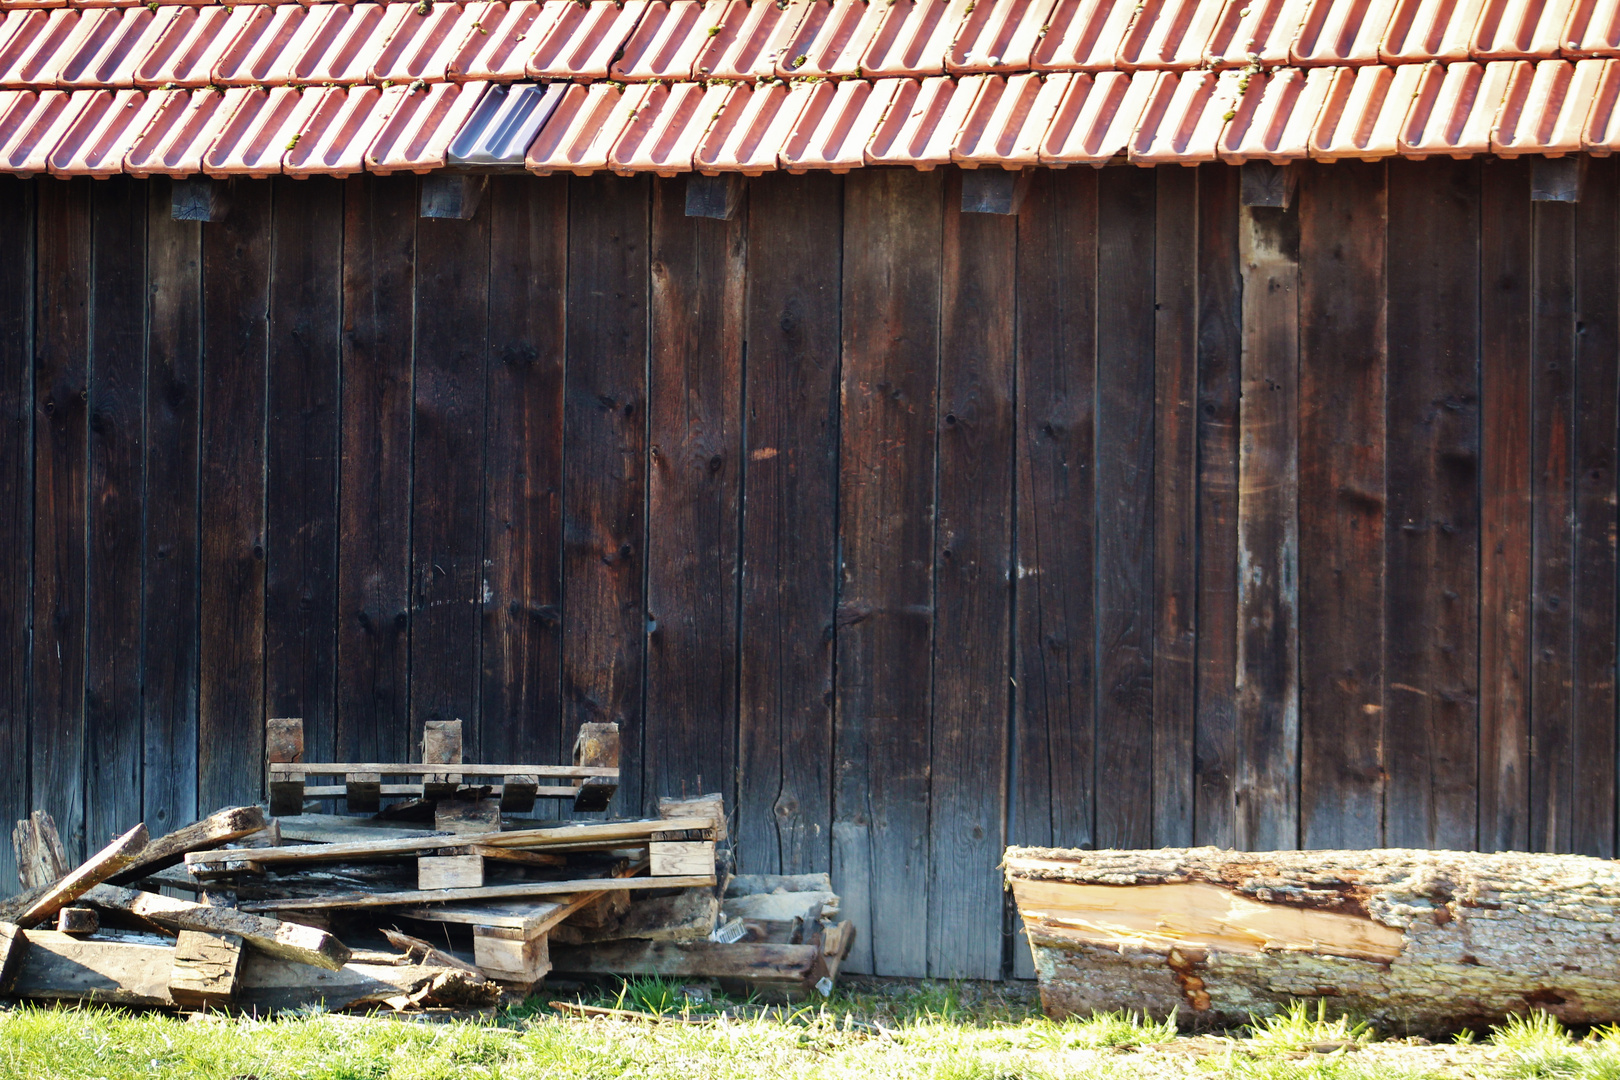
[{"left": 0, "top": 161, "right": 1615, "bottom": 980}]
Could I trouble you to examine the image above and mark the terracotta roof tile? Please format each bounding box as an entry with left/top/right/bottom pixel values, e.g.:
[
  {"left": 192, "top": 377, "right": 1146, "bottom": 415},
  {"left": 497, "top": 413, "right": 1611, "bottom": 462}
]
[
  {"left": 0, "top": 85, "right": 91, "bottom": 171},
  {"left": 525, "top": 0, "right": 647, "bottom": 80},
  {"left": 1566, "top": 0, "right": 1620, "bottom": 56},
  {"left": 447, "top": 0, "right": 551, "bottom": 81},
  {"left": 1291, "top": 0, "right": 1400, "bottom": 64},
  {"left": 1128, "top": 66, "right": 1241, "bottom": 162},
  {"left": 1470, "top": 0, "right": 1574, "bottom": 57},
  {"left": 1204, "top": 0, "right": 1311, "bottom": 65},
  {"left": 1217, "top": 63, "right": 1333, "bottom": 158},
  {"left": 46, "top": 83, "right": 158, "bottom": 172},
  {"left": 611, "top": 0, "right": 723, "bottom": 81},
  {"left": 124, "top": 85, "right": 230, "bottom": 175},
  {"left": 865, "top": 71, "right": 962, "bottom": 165},
  {"left": 1491, "top": 54, "right": 1599, "bottom": 151},
  {"left": 945, "top": 0, "right": 1057, "bottom": 72},
  {"left": 1398, "top": 57, "right": 1507, "bottom": 153},
  {"left": 780, "top": 74, "right": 896, "bottom": 171},
  {"left": 1032, "top": 0, "right": 1138, "bottom": 70},
  {"left": 1116, "top": 0, "right": 1228, "bottom": 70},
  {"left": 209, "top": 3, "right": 311, "bottom": 85},
  {"left": 1307, "top": 60, "right": 1412, "bottom": 155},
  {"left": 0, "top": 8, "right": 79, "bottom": 86},
  {"left": 1035, "top": 68, "right": 1154, "bottom": 163},
  {"left": 1380, "top": 0, "right": 1484, "bottom": 61},
  {"left": 525, "top": 79, "right": 629, "bottom": 172},
  {"left": 952, "top": 70, "right": 1045, "bottom": 163},
  {"left": 56, "top": 5, "right": 153, "bottom": 86},
  {"left": 365, "top": 76, "right": 484, "bottom": 170},
  {"left": 132, "top": 5, "right": 257, "bottom": 87},
  {"left": 371, "top": 1, "right": 478, "bottom": 82},
  {"left": 203, "top": 83, "right": 325, "bottom": 175},
  {"left": 447, "top": 77, "right": 561, "bottom": 163},
  {"left": 858, "top": 0, "right": 967, "bottom": 78},
  {"left": 695, "top": 0, "right": 803, "bottom": 79},
  {"left": 773, "top": 0, "right": 884, "bottom": 78},
  {"left": 284, "top": 83, "right": 389, "bottom": 174},
  {"left": 693, "top": 78, "right": 806, "bottom": 172},
  {"left": 608, "top": 77, "right": 705, "bottom": 172}
]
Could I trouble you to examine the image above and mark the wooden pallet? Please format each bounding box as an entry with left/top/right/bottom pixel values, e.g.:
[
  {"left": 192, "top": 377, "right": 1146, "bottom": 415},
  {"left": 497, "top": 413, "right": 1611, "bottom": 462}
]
[{"left": 265, "top": 719, "right": 620, "bottom": 815}]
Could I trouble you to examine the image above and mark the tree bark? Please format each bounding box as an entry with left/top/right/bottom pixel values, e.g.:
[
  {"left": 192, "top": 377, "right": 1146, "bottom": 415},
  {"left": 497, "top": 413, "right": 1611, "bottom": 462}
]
[{"left": 1007, "top": 846, "right": 1620, "bottom": 1032}]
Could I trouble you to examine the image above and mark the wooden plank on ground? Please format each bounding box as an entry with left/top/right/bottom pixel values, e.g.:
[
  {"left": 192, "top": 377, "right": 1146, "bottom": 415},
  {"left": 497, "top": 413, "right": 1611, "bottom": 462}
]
[
  {"left": 562, "top": 173, "right": 651, "bottom": 816},
  {"left": 411, "top": 189, "right": 492, "bottom": 757},
  {"left": 86, "top": 175, "right": 147, "bottom": 851},
  {"left": 481, "top": 174, "right": 567, "bottom": 772},
  {"left": 337, "top": 173, "right": 416, "bottom": 765},
  {"left": 833, "top": 167, "right": 942, "bottom": 978},
  {"left": 108, "top": 805, "right": 268, "bottom": 884},
  {"left": 644, "top": 176, "right": 745, "bottom": 809},
  {"left": 1479, "top": 158, "right": 1534, "bottom": 854},
  {"left": 32, "top": 177, "right": 91, "bottom": 862},
  {"left": 1094, "top": 166, "right": 1156, "bottom": 850},
  {"left": 199, "top": 179, "right": 271, "bottom": 813},
  {"left": 85, "top": 884, "right": 350, "bottom": 969},
  {"left": 1011, "top": 167, "right": 1098, "bottom": 979},
  {"left": 1235, "top": 197, "right": 1300, "bottom": 850},
  {"left": 1385, "top": 158, "right": 1481, "bottom": 850},
  {"left": 265, "top": 177, "right": 343, "bottom": 765},
  {"left": 928, "top": 169, "right": 1014, "bottom": 980},
  {"left": 1194, "top": 164, "right": 1243, "bottom": 849},
  {"left": 1571, "top": 156, "right": 1618, "bottom": 858},
  {"left": 5, "top": 823, "right": 147, "bottom": 927},
  {"left": 736, "top": 171, "right": 841, "bottom": 877},
  {"left": 0, "top": 176, "right": 32, "bottom": 893},
  {"left": 1152, "top": 165, "right": 1197, "bottom": 848},
  {"left": 142, "top": 178, "right": 202, "bottom": 837},
  {"left": 1530, "top": 194, "right": 1578, "bottom": 853},
  {"left": 1296, "top": 161, "right": 1386, "bottom": 849}
]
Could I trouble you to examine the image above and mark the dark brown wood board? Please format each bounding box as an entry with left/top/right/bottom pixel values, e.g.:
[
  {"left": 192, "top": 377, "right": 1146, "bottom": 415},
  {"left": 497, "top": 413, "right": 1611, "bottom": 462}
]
[
  {"left": 1570, "top": 157, "right": 1618, "bottom": 858},
  {"left": 336, "top": 174, "right": 416, "bottom": 765},
  {"left": 1529, "top": 196, "right": 1578, "bottom": 854},
  {"left": 929, "top": 170, "right": 1014, "bottom": 980},
  {"left": 1152, "top": 165, "right": 1196, "bottom": 848},
  {"left": 142, "top": 179, "right": 201, "bottom": 838},
  {"left": 563, "top": 174, "right": 651, "bottom": 816},
  {"left": 834, "top": 167, "right": 941, "bottom": 978},
  {"left": 1094, "top": 166, "right": 1156, "bottom": 851},
  {"left": 1384, "top": 159, "right": 1481, "bottom": 852},
  {"left": 736, "top": 172, "right": 841, "bottom": 878},
  {"left": 0, "top": 176, "right": 33, "bottom": 891},
  {"left": 265, "top": 179, "right": 343, "bottom": 767},
  {"left": 86, "top": 176, "right": 147, "bottom": 850},
  {"left": 644, "top": 178, "right": 745, "bottom": 808},
  {"left": 33, "top": 178, "right": 91, "bottom": 860},
  {"left": 480, "top": 175, "right": 567, "bottom": 772},
  {"left": 1193, "top": 164, "right": 1242, "bottom": 849},
  {"left": 411, "top": 191, "right": 492, "bottom": 757},
  {"left": 1478, "top": 159, "right": 1534, "bottom": 854},
  {"left": 1235, "top": 199, "right": 1299, "bottom": 851},
  {"left": 198, "top": 179, "right": 271, "bottom": 814},
  {"left": 1296, "top": 162, "right": 1386, "bottom": 849}
]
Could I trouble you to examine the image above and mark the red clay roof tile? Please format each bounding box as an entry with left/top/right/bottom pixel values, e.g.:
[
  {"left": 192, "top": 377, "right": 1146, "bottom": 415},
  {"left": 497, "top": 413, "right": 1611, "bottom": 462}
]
[
  {"left": 695, "top": 0, "right": 803, "bottom": 79},
  {"left": 1204, "top": 0, "right": 1310, "bottom": 65},
  {"left": 1128, "top": 66, "right": 1241, "bottom": 162},
  {"left": 1470, "top": 0, "right": 1574, "bottom": 57},
  {"left": 780, "top": 74, "right": 896, "bottom": 171},
  {"left": 371, "top": 1, "right": 478, "bottom": 82},
  {"left": 123, "top": 85, "right": 230, "bottom": 174},
  {"left": 1116, "top": 0, "right": 1227, "bottom": 70},
  {"left": 693, "top": 78, "right": 806, "bottom": 172},
  {"left": 284, "top": 82, "right": 388, "bottom": 174},
  {"left": 859, "top": 0, "right": 967, "bottom": 78},
  {"left": 946, "top": 0, "right": 1058, "bottom": 73},
  {"left": 365, "top": 76, "right": 484, "bottom": 170},
  {"left": 0, "top": 8, "right": 78, "bottom": 86},
  {"left": 1217, "top": 63, "right": 1333, "bottom": 158},
  {"left": 525, "top": 0, "right": 647, "bottom": 80},
  {"left": 525, "top": 79, "right": 630, "bottom": 172},
  {"left": 1397, "top": 57, "right": 1506, "bottom": 153},
  {"left": 611, "top": 0, "right": 723, "bottom": 81},
  {"left": 203, "top": 83, "right": 325, "bottom": 175},
  {"left": 0, "top": 84, "right": 91, "bottom": 171},
  {"left": 1491, "top": 54, "right": 1599, "bottom": 151},
  {"left": 1582, "top": 54, "right": 1620, "bottom": 145},
  {"left": 952, "top": 70, "right": 1045, "bottom": 163},
  {"left": 608, "top": 77, "right": 713, "bottom": 172},
  {"left": 1032, "top": 0, "right": 1138, "bottom": 70},
  {"left": 1033, "top": 68, "right": 1152, "bottom": 163},
  {"left": 773, "top": 0, "right": 884, "bottom": 78},
  {"left": 47, "top": 83, "right": 158, "bottom": 172},
  {"left": 1291, "top": 0, "right": 1399, "bottom": 64},
  {"left": 1566, "top": 0, "right": 1620, "bottom": 55},
  {"left": 1380, "top": 0, "right": 1484, "bottom": 61},
  {"left": 1307, "top": 60, "right": 1411, "bottom": 155},
  {"left": 865, "top": 72, "right": 965, "bottom": 165},
  {"left": 56, "top": 5, "right": 153, "bottom": 86},
  {"left": 446, "top": 1, "right": 547, "bottom": 80},
  {"left": 131, "top": 5, "right": 256, "bottom": 87}
]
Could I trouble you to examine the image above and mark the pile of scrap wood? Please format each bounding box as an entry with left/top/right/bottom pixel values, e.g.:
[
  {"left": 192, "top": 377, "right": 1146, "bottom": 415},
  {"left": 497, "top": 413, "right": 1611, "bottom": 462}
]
[{"left": 0, "top": 718, "right": 854, "bottom": 1013}]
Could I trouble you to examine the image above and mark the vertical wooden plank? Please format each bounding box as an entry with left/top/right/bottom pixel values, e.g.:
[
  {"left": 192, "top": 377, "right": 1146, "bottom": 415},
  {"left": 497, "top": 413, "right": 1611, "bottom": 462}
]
[
  {"left": 481, "top": 175, "right": 567, "bottom": 770},
  {"left": 1296, "top": 162, "right": 1386, "bottom": 849},
  {"left": 1530, "top": 195, "right": 1578, "bottom": 853},
  {"left": 1479, "top": 159, "right": 1533, "bottom": 853},
  {"left": 737, "top": 172, "right": 841, "bottom": 877},
  {"left": 1385, "top": 158, "right": 1481, "bottom": 851},
  {"left": 644, "top": 178, "right": 745, "bottom": 805},
  {"left": 0, "top": 175, "right": 34, "bottom": 890},
  {"left": 1153, "top": 166, "right": 1196, "bottom": 848},
  {"left": 33, "top": 178, "right": 91, "bottom": 859},
  {"left": 336, "top": 174, "right": 415, "bottom": 765},
  {"left": 1236, "top": 199, "right": 1300, "bottom": 851},
  {"left": 833, "top": 167, "right": 941, "bottom": 978},
  {"left": 1194, "top": 165, "right": 1242, "bottom": 849},
  {"left": 1571, "top": 156, "right": 1618, "bottom": 858},
  {"left": 411, "top": 195, "right": 491, "bottom": 756},
  {"left": 563, "top": 174, "right": 650, "bottom": 814},
  {"left": 265, "top": 178, "right": 342, "bottom": 762},
  {"left": 86, "top": 176, "right": 146, "bottom": 847},
  {"left": 1094, "top": 167, "right": 1155, "bottom": 849},
  {"left": 143, "top": 180, "right": 201, "bottom": 837},
  {"left": 198, "top": 181, "right": 270, "bottom": 813},
  {"left": 928, "top": 170, "right": 1013, "bottom": 980}
]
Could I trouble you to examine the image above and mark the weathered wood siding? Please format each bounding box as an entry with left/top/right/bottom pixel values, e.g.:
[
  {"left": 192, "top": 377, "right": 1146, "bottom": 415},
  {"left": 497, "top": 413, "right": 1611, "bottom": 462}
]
[{"left": 0, "top": 162, "right": 1615, "bottom": 981}]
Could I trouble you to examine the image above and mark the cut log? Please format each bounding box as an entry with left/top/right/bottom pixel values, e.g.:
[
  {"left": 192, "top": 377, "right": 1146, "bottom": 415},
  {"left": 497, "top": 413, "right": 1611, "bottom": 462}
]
[
  {"left": 658, "top": 794, "right": 727, "bottom": 841},
  {"left": 3, "top": 824, "right": 149, "bottom": 927},
  {"left": 1007, "top": 846, "right": 1620, "bottom": 1031},
  {"left": 111, "top": 805, "right": 269, "bottom": 883},
  {"left": 169, "top": 931, "right": 244, "bottom": 1008},
  {"left": 12, "top": 811, "right": 69, "bottom": 890},
  {"left": 472, "top": 925, "right": 550, "bottom": 985},
  {"left": 83, "top": 884, "right": 351, "bottom": 970},
  {"left": 55, "top": 907, "right": 98, "bottom": 934}
]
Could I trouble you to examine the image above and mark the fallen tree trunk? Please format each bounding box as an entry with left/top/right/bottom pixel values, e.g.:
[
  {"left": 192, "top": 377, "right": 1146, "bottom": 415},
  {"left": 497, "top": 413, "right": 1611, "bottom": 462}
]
[{"left": 1006, "top": 846, "right": 1620, "bottom": 1032}]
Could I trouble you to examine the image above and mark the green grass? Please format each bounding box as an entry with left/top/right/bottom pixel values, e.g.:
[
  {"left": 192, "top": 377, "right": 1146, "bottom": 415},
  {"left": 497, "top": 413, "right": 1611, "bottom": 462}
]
[{"left": 6, "top": 991, "right": 1620, "bottom": 1080}]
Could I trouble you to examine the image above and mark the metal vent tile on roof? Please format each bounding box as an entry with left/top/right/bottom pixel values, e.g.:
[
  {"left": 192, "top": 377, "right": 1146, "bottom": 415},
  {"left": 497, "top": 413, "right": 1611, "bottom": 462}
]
[
  {"left": 1491, "top": 55, "right": 1600, "bottom": 151},
  {"left": 611, "top": 0, "right": 723, "bottom": 81},
  {"left": 1379, "top": 0, "right": 1483, "bottom": 61},
  {"left": 866, "top": 72, "right": 964, "bottom": 165},
  {"left": 1470, "top": 0, "right": 1574, "bottom": 57},
  {"left": 124, "top": 85, "right": 230, "bottom": 174},
  {"left": 693, "top": 78, "right": 807, "bottom": 172},
  {"left": 952, "top": 70, "right": 1046, "bottom": 164},
  {"left": 695, "top": 0, "right": 803, "bottom": 79},
  {"left": 1128, "top": 66, "right": 1241, "bottom": 162},
  {"left": 366, "top": 76, "right": 484, "bottom": 170},
  {"left": 779, "top": 75, "right": 895, "bottom": 171},
  {"left": 1034, "top": 68, "right": 1153, "bottom": 163},
  {"left": 1116, "top": 0, "right": 1226, "bottom": 70},
  {"left": 526, "top": 0, "right": 647, "bottom": 80},
  {"left": 448, "top": 78, "right": 560, "bottom": 163},
  {"left": 47, "top": 84, "right": 159, "bottom": 172},
  {"left": 1397, "top": 57, "right": 1507, "bottom": 152},
  {"left": 773, "top": 0, "right": 884, "bottom": 78}
]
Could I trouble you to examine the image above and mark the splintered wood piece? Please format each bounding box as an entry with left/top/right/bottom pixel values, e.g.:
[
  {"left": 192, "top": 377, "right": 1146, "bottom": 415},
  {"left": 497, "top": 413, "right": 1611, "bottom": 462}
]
[
  {"left": 379, "top": 928, "right": 484, "bottom": 976},
  {"left": 55, "top": 907, "right": 98, "bottom": 934},
  {"left": 572, "top": 723, "right": 620, "bottom": 812},
  {"left": 657, "top": 794, "right": 727, "bottom": 841},
  {"left": 473, "top": 925, "right": 549, "bottom": 984},
  {"left": 422, "top": 720, "right": 464, "bottom": 798},
  {"left": 111, "top": 805, "right": 269, "bottom": 884},
  {"left": 501, "top": 775, "right": 539, "bottom": 813},
  {"left": 345, "top": 773, "right": 382, "bottom": 813},
  {"left": 240, "top": 874, "right": 715, "bottom": 913},
  {"left": 84, "top": 884, "right": 352, "bottom": 970},
  {"left": 649, "top": 841, "right": 716, "bottom": 877},
  {"left": 0, "top": 923, "right": 26, "bottom": 991},
  {"left": 267, "top": 719, "right": 307, "bottom": 817},
  {"left": 169, "top": 931, "right": 243, "bottom": 1009},
  {"left": 13, "top": 811, "right": 69, "bottom": 890},
  {"left": 7, "top": 823, "right": 149, "bottom": 928},
  {"left": 417, "top": 855, "right": 484, "bottom": 890},
  {"left": 435, "top": 798, "right": 501, "bottom": 836}
]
